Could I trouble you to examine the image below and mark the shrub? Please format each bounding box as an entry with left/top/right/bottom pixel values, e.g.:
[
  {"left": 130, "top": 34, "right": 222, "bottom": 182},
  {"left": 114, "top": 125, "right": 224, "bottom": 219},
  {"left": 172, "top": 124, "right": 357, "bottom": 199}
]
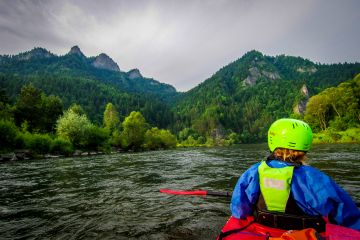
[
  {"left": 340, "top": 128, "right": 360, "bottom": 143},
  {"left": 23, "top": 132, "right": 53, "bottom": 154},
  {"left": 0, "top": 120, "right": 19, "bottom": 151},
  {"left": 51, "top": 137, "right": 74, "bottom": 156},
  {"left": 82, "top": 125, "right": 110, "bottom": 152},
  {"left": 143, "top": 128, "right": 177, "bottom": 150}
]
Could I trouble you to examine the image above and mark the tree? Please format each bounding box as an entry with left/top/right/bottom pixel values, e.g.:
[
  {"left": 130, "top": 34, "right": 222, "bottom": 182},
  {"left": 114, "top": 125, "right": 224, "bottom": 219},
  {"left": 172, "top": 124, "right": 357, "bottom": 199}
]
[
  {"left": 304, "top": 94, "right": 330, "bottom": 131},
  {"left": 143, "top": 127, "right": 177, "bottom": 150},
  {"left": 14, "top": 84, "right": 63, "bottom": 133},
  {"left": 82, "top": 124, "right": 110, "bottom": 151},
  {"left": 14, "top": 84, "right": 42, "bottom": 131},
  {"left": 41, "top": 95, "right": 63, "bottom": 133},
  {"left": 0, "top": 88, "right": 13, "bottom": 121},
  {"left": 121, "top": 111, "right": 148, "bottom": 150},
  {"left": 103, "top": 103, "right": 120, "bottom": 134},
  {"left": 56, "top": 106, "right": 92, "bottom": 147},
  {"left": 0, "top": 120, "right": 19, "bottom": 151}
]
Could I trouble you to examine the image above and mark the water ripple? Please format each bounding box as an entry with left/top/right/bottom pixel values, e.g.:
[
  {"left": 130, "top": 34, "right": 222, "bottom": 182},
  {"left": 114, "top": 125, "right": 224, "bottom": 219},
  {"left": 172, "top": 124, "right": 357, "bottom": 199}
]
[{"left": 0, "top": 144, "right": 359, "bottom": 239}]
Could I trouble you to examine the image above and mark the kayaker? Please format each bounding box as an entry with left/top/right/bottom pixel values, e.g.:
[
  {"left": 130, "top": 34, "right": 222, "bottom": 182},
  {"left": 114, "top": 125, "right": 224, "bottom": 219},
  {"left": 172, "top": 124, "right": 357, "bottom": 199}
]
[{"left": 230, "top": 118, "right": 360, "bottom": 231}]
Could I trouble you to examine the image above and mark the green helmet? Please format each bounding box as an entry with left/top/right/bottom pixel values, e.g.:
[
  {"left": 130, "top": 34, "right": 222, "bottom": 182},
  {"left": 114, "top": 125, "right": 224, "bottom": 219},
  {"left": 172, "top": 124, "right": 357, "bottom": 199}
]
[{"left": 268, "top": 118, "right": 313, "bottom": 152}]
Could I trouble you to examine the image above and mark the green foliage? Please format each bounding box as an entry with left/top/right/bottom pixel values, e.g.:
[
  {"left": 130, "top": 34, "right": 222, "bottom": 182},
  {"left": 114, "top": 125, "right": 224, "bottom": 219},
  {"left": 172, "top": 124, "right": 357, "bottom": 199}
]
[
  {"left": 120, "top": 111, "right": 148, "bottom": 151},
  {"left": 143, "top": 127, "right": 177, "bottom": 150},
  {"left": 305, "top": 75, "right": 359, "bottom": 132},
  {"left": 0, "top": 88, "right": 13, "bottom": 121},
  {"left": 0, "top": 47, "right": 177, "bottom": 128},
  {"left": 41, "top": 94, "right": 63, "bottom": 132},
  {"left": 82, "top": 125, "right": 110, "bottom": 152},
  {"left": 178, "top": 128, "right": 200, "bottom": 142},
  {"left": 340, "top": 128, "right": 360, "bottom": 142},
  {"left": 22, "top": 132, "right": 53, "bottom": 154},
  {"left": 0, "top": 119, "right": 19, "bottom": 151},
  {"left": 14, "top": 84, "right": 43, "bottom": 131},
  {"left": 313, "top": 128, "right": 360, "bottom": 144},
  {"left": 13, "top": 84, "right": 63, "bottom": 133},
  {"left": 103, "top": 103, "right": 120, "bottom": 133},
  {"left": 227, "top": 132, "right": 239, "bottom": 145},
  {"left": 50, "top": 137, "right": 74, "bottom": 156},
  {"left": 56, "top": 106, "right": 92, "bottom": 147},
  {"left": 179, "top": 135, "right": 199, "bottom": 147},
  {"left": 110, "top": 129, "right": 122, "bottom": 147},
  {"left": 173, "top": 51, "right": 360, "bottom": 143},
  {"left": 1, "top": 48, "right": 360, "bottom": 148}
]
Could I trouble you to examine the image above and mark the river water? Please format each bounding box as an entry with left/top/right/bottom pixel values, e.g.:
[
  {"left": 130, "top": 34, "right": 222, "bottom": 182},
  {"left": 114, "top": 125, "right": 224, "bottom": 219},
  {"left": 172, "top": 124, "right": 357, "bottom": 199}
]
[{"left": 0, "top": 144, "right": 359, "bottom": 240}]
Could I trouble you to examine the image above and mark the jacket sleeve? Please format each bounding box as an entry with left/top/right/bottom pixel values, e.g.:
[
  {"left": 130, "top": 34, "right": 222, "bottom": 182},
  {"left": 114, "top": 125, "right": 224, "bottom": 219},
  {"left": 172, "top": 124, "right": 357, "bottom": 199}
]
[
  {"left": 230, "top": 162, "right": 261, "bottom": 219},
  {"left": 291, "top": 166, "right": 360, "bottom": 230}
]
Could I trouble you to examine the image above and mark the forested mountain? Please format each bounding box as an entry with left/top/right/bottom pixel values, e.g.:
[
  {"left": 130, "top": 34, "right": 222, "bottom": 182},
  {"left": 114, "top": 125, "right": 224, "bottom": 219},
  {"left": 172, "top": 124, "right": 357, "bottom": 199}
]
[
  {"left": 173, "top": 50, "right": 360, "bottom": 142},
  {"left": 0, "top": 46, "right": 177, "bottom": 127},
  {"left": 1, "top": 47, "right": 359, "bottom": 144}
]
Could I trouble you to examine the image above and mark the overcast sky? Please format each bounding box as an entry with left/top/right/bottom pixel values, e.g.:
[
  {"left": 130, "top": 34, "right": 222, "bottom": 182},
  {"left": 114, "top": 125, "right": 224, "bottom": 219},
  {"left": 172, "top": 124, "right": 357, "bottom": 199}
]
[{"left": 0, "top": 0, "right": 359, "bottom": 91}]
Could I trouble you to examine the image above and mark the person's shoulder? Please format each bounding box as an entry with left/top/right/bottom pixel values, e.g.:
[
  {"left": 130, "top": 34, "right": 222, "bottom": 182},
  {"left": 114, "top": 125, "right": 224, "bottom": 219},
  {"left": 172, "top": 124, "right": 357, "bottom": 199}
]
[
  {"left": 296, "top": 164, "right": 331, "bottom": 180},
  {"left": 252, "top": 161, "right": 262, "bottom": 168},
  {"left": 242, "top": 161, "right": 262, "bottom": 176}
]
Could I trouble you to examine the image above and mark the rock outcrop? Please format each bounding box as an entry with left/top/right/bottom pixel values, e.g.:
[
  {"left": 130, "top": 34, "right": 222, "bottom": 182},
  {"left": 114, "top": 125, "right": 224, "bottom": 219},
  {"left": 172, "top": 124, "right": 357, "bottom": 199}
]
[
  {"left": 68, "top": 45, "right": 86, "bottom": 58},
  {"left": 16, "top": 47, "right": 54, "bottom": 60},
  {"left": 91, "top": 53, "right": 120, "bottom": 72},
  {"left": 243, "top": 67, "right": 280, "bottom": 86},
  {"left": 296, "top": 66, "right": 317, "bottom": 74},
  {"left": 127, "top": 69, "right": 143, "bottom": 79},
  {"left": 293, "top": 84, "right": 310, "bottom": 115}
]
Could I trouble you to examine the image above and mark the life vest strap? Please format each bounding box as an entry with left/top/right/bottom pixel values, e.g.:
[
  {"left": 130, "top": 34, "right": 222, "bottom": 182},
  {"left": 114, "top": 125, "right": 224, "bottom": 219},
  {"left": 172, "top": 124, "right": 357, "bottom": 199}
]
[{"left": 254, "top": 209, "right": 326, "bottom": 232}]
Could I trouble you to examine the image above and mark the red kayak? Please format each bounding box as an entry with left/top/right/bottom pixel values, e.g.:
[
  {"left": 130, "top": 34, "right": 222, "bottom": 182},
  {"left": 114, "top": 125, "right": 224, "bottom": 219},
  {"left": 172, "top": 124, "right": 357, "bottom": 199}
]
[{"left": 217, "top": 216, "right": 360, "bottom": 240}]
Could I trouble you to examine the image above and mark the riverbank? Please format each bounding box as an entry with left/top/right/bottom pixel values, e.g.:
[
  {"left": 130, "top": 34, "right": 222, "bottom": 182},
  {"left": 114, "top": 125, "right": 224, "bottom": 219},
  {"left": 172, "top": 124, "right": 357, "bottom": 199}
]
[
  {"left": 313, "top": 128, "right": 360, "bottom": 144},
  {"left": 0, "top": 149, "right": 115, "bottom": 163}
]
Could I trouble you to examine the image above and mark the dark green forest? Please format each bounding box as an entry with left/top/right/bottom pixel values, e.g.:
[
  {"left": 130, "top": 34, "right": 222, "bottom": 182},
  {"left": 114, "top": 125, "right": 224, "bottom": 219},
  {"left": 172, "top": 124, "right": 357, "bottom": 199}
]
[
  {"left": 173, "top": 50, "right": 360, "bottom": 143},
  {"left": 0, "top": 47, "right": 359, "bottom": 155}
]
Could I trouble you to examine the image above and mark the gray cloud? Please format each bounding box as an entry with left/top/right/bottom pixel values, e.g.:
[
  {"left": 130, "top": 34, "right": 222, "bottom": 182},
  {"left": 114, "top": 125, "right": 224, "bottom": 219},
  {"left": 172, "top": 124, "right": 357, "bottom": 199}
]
[{"left": 0, "top": 0, "right": 359, "bottom": 91}]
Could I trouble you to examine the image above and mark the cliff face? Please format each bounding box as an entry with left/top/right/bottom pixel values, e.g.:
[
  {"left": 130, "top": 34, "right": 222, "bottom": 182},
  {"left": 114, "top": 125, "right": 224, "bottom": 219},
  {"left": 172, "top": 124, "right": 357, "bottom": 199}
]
[
  {"left": 242, "top": 67, "right": 280, "bottom": 86},
  {"left": 91, "top": 53, "right": 120, "bottom": 72},
  {"left": 293, "top": 84, "right": 310, "bottom": 115}
]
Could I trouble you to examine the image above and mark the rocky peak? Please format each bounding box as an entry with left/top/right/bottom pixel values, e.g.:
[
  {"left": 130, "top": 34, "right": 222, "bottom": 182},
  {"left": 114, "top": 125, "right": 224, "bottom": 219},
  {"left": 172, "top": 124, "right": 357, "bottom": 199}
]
[
  {"left": 16, "top": 47, "right": 54, "bottom": 60},
  {"left": 128, "top": 69, "right": 143, "bottom": 79},
  {"left": 91, "top": 53, "right": 120, "bottom": 72},
  {"left": 68, "top": 45, "right": 85, "bottom": 58}
]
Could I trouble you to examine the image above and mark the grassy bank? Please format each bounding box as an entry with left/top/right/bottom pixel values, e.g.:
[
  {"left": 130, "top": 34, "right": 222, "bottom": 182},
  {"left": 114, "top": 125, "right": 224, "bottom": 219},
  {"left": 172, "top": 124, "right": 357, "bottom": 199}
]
[{"left": 313, "top": 128, "right": 360, "bottom": 144}]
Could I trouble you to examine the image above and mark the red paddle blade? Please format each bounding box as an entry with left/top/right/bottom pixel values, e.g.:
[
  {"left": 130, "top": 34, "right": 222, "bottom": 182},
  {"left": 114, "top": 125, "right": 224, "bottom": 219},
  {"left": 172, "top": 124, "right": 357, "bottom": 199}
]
[{"left": 160, "top": 189, "right": 208, "bottom": 196}]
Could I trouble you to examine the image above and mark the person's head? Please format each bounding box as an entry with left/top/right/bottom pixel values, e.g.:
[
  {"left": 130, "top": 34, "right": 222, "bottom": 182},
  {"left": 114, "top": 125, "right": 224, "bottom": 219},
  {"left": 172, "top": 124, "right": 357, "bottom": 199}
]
[{"left": 268, "top": 118, "right": 313, "bottom": 164}]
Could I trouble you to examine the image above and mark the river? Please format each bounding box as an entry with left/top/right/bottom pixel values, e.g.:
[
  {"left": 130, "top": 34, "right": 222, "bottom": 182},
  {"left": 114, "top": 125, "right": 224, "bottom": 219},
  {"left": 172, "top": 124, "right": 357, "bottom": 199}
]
[{"left": 0, "top": 144, "right": 359, "bottom": 239}]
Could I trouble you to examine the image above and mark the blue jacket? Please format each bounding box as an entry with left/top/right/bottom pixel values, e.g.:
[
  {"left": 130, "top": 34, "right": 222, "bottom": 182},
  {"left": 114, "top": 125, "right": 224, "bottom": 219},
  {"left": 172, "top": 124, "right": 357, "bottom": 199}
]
[{"left": 230, "top": 160, "right": 360, "bottom": 230}]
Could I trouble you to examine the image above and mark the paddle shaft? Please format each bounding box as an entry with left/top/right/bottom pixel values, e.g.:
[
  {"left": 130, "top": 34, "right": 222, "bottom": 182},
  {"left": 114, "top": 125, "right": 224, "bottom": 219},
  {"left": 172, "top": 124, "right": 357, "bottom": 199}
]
[
  {"left": 160, "top": 189, "right": 360, "bottom": 207},
  {"left": 207, "top": 191, "right": 232, "bottom": 197}
]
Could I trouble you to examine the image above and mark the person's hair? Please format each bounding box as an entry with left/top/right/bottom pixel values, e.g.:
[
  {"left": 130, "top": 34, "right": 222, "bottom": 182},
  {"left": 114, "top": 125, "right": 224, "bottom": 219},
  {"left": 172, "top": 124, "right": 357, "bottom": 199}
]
[{"left": 268, "top": 148, "right": 307, "bottom": 165}]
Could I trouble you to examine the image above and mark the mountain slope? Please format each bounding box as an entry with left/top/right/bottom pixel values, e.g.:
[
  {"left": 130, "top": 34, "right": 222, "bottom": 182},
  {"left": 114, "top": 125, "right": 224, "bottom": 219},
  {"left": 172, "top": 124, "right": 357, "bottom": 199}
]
[
  {"left": 1, "top": 47, "right": 359, "bottom": 143},
  {"left": 173, "top": 50, "right": 360, "bottom": 142},
  {"left": 0, "top": 46, "right": 177, "bottom": 127},
  {"left": 0, "top": 46, "right": 177, "bottom": 97}
]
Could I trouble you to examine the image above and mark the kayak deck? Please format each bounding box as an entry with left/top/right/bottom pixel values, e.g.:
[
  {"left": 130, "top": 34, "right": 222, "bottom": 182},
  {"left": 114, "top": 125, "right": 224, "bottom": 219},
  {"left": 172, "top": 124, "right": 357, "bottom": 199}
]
[{"left": 217, "top": 216, "right": 360, "bottom": 240}]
